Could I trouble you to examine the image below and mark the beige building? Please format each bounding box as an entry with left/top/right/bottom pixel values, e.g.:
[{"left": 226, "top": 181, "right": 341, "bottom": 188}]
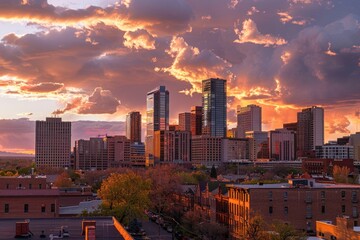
[
  {"left": 35, "top": 117, "right": 71, "bottom": 168},
  {"left": 316, "top": 216, "right": 360, "bottom": 240},
  {"left": 191, "top": 135, "right": 223, "bottom": 166},
  {"left": 350, "top": 132, "right": 360, "bottom": 161}
]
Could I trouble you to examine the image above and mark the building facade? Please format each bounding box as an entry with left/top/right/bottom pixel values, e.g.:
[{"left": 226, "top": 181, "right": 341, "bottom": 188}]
[
  {"left": 35, "top": 117, "right": 71, "bottom": 168},
  {"left": 270, "top": 128, "right": 296, "bottom": 161},
  {"left": 315, "top": 144, "right": 354, "bottom": 159},
  {"left": 126, "top": 111, "right": 142, "bottom": 143},
  {"left": 297, "top": 106, "right": 324, "bottom": 158},
  {"left": 105, "top": 136, "right": 131, "bottom": 168},
  {"left": 227, "top": 179, "right": 360, "bottom": 239},
  {"left": 237, "top": 105, "right": 262, "bottom": 138},
  {"left": 350, "top": 132, "right": 360, "bottom": 161},
  {"left": 246, "top": 131, "right": 269, "bottom": 161},
  {"left": 74, "top": 138, "right": 108, "bottom": 170},
  {"left": 146, "top": 86, "right": 169, "bottom": 166},
  {"left": 130, "top": 142, "right": 146, "bottom": 168},
  {"left": 191, "top": 106, "right": 202, "bottom": 136},
  {"left": 222, "top": 138, "right": 249, "bottom": 162},
  {"left": 202, "top": 78, "right": 227, "bottom": 137},
  {"left": 191, "top": 135, "right": 223, "bottom": 166},
  {"left": 179, "top": 112, "right": 191, "bottom": 132},
  {"left": 153, "top": 130, "right": 191, "bottom": 164}
]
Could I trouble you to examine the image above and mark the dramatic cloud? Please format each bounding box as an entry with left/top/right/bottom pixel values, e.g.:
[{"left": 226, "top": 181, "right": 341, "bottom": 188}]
[
  {"left": 162, "top": 36, "right": 233, "bottom": 95},
  {"left": 123, "top": 29, "right": 155, "bottom": 50},
  {"left": 327, "top": 115, "right": 351, "bottom": 134},
  {"left": 20, "top": 82, "right": 64, "bottom": 93},
  {"left": 53, "top": 87, "right": 121, "bottom": 115}
]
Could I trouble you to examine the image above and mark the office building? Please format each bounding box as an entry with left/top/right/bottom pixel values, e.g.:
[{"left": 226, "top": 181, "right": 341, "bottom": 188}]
[
  {"left": 302, "top": 158, "right": 354, "bottom": 175},
  {"left": 350, "top": 133, "right": 360, "bottom": 161},
  {"left": 191, "top": 106, "right": 202, "bottom": 136},
  {"left": 191, "top": 135, "right": 223, "bottom": 166},
  {"left": 297, "top": 106, "right": 324, "bottom": 158},
  {"left": 270, "top": 128, "right": 295, "bottom": 161},
  {"left": 228, "top": 178, "right": 360, "bottom": 239},
  {"left": 237, "top": 105, "right": 262, "bottom": 138},
  {"left": 74, "top": 138, "right": 108, "bottom": 170},
  {"left": 35, "top": 117, "right": 71, "bottom": 168},
  {"left": 222, "top": 138, "right": 249, "bottom": 162},
  {"left": 126, "top": 111, "right": 142, "bottom": 143},
  {"left": 153, "top": 130, "right": 191, "bottom": 164},
  {"left": 145, "top": 86, "right": 169, "bottom": 166},
  {"left": 179, "top": 112, "right": 191, "bottom": 132},
  {"left": 130, "top": 142, "right": 146, "bottom": 168},
  {"left": 202, "top": 78, "right": 227, "bottom": 137},
  {"left": 246, "top": 131, "right": 269, "bottom": 161},
  {"left": 105, "top": 136, "right": 131, "bottom": 168},
  {"left": 315, "top": 144, "right": 354, "bottom": 159}
]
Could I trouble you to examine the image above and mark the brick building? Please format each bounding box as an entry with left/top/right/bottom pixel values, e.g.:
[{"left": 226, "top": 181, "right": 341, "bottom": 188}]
[
  {"left": 302, "top": 158, "right": 354, "bottom": 175},
  {"left": 316, "top": 216, "right": 360, "bottom": 239},
  {"left": 227, "top": 178, "right": 360, "bottom": 239}
]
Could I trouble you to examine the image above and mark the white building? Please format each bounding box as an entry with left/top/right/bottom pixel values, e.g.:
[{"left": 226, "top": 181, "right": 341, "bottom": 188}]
[
  {"left": 350, "top": 133, "right": 360, "bottom": 161},
  {"left": 315, "top": 144, "right": 354, "bottom": 159},
  {"left": 237, "top": 105, "right": 262, "bottom": 138}
]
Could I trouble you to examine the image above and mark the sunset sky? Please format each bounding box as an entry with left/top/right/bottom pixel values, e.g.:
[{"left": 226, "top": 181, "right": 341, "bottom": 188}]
[{"left": 0, "top": 0, "right": 359, "bottom": 154}]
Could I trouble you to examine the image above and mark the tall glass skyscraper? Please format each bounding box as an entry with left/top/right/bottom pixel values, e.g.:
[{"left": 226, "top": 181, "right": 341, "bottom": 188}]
[
  {"left": 145, "top": 86, "right": 169, "bottom": 166},
  {"left": 202, "top": 78, "right": 227, "bottom": 137}
]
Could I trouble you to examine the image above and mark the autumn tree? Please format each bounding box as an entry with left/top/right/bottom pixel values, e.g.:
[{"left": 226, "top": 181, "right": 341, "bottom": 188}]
[
  {"left": 146, "top": 165, "right": 182, "bottom": 215},
  {"left": 54, "top": 172, "right": 73, "bottom": 188},
  {"left": 98, "top": 171, "right": 151, "bottom": 225},
  {"left": 270, "top": 220, "right": 306, "bottom": 240},
  {"left": 243, "top": 214, "right": 268, "bottom": 240},
  {"left": 333, "top": 165, "right": 350, "bottom": 183}
]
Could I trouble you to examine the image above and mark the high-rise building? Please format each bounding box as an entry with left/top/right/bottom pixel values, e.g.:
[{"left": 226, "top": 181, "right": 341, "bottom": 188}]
[
  {"left": 297, "top": 106, "right": 324, "bottom": 158},
  {"left": 126, "top": 111, "right": 142, "bottom": 143},
  {"left": 35, "top": 117, "right": 71, "bottom": 168},
  {"left": 202, "top": 78, "right": 227, "bottom": 137},
  {"left": 191, "top": 106, "right": 202, "bottom": 136},
  {"left": 74, "top": 138, "right": 108, "bottom": 170},
  {"left": 153, "top": 130, "right": 191, "bottom": 164},
  {"left": 105, "top": 136, "right": 131, "bottom": 168},
  {"left": 237, "top": 105, "right": 261, "bottom": 138},
  {"left": 179, "top": 112, "right": 191, "bottom": 132},
  {"left": 145, "top": 86, "right": 169, "bottom": 166},
  {"left": 270, "top": 129, "right": 295, "bottom": 161},
  {"left": 191, "top": 135, "right": 223, "bottom": 166},
  {"left": 246, "top": 131, "right": 269, "bottom": 161}
]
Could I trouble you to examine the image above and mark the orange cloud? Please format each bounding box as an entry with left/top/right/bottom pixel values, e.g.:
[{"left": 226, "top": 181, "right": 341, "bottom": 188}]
[
  {"left": 123, "top": 29, "right": 155, "bottom": 50},
  {"left": 234, "top": 19, "right": 287, "bottom": 47}
]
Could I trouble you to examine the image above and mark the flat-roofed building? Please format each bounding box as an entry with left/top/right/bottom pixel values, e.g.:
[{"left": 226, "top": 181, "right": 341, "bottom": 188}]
[{"left": 227, "top": 179, "right": 360, "bottom": 239}]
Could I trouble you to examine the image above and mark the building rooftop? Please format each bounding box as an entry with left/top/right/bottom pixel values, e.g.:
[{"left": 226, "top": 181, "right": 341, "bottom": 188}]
[
  {"left": 0, "top": 189, "right": 60, "bottom": 196},
  {"left": 227, "top": 181, "right": 360, "bottom": 190},
  {"left": 0, "top": 217, "right": 124, "bottom": 239},
  {"left": 60, "top": 200, "right": 102, "bottom": 215}
]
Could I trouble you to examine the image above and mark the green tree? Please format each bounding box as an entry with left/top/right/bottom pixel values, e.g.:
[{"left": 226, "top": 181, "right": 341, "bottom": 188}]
[
  {"left": 98, "top": 171, "right": 151, "bottom": 225},
  {"left": 210, "top": 165, "right": 217, "bottom": 179}
]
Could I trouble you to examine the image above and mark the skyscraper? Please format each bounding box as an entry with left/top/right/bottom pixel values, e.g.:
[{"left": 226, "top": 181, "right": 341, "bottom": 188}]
[
  {"left": 191, "top": 106, "right": 202, "bottom": 136},
  {"left": 74, "top": 138, "right": 108, "bottom": 170},
  {"left": 145, "top": 86, "right": 169, "bottom": 166},
  {"left": 202, "top": 78, "right": 227, "bottom": 137},
  {"left": 237, "top": 105, "right": 262, "bottom": 138},
  {"left": 179, "top": 112, "right": 191, "bottom": 132},
  {"left": 297, "top": 106, "right": 324, "bottom": 157},
  {"left": 126, "top": 111, "right": 142, "bottom": 143},
  {"left": 35, "top": 117, "right": 71, "bottom": 168}
]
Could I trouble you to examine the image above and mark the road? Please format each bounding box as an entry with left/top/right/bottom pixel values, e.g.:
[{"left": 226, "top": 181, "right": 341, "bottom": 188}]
[{"left": 142, "top": 219, "right": 173, "bottom": 240}]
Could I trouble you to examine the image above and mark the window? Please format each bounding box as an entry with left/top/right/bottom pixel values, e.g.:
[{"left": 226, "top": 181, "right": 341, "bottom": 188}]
[
  {"left": 39, "top": 184, "right": 42, "bottom": 189},
  {"left": 353, "top": 206, "right": 358, "bottom": 218},
  {"left": 6, "top": 184, "right": 9, "bottom": 189},
  {"left": 269, "top": 206, "right": 273, "bottom": 214},
  {"left": 24, "top": 204, "right": 28, "bottom": 213},
  {"left": 284, "top": 206, "right": 288, "bottom": 214},
  {"left": 321, "top": 191, "right": 325, "bottom": 199},
  {"left": 321, "top": 205, "right": 325, "bottom": 214},
  {"left": 284, "top": 192, "right": 288, "bottom": 201},
  {"left": 29, "top": 184, "right": 32, "bottom": 189},
  {"left": 41, "top": 205, "right": 46, "bottom": 213},
  {"left": 51, "top": 204, "right": 55, "bottom": 213},
  {"left": 341, "top": 191, "right": 346, "bottom": 198},
  {"left": 268, "top": 191, "right": 273, "bottom": 200},
  {"left": 4, "top": 204, "right": 9, "bottom": 213},
  {"left": 342, "top": 205, "right": 346, "bottom": 213}
]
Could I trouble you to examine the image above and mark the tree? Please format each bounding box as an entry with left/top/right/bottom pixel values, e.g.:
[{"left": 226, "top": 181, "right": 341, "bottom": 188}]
[
  {"left": 146, "top": 165, "right": 182, "bottom": 215},
  {"left": 98, "top": 171, "right": 151, "bottom": 225},
  {"left": 210, "top": 165, "right": 217, "bottom": 179},
  {"left": 270, "top": 220, "right": 306, "bottom": 240},
  {"left": 53, "top": 172, "right": 72, "bottom": 188},
  {"left": 333, "top": 165, "right": 350, "bottom": 183},
  {"left": 244, "top": 214, "right": 268, "bottom": 240}
]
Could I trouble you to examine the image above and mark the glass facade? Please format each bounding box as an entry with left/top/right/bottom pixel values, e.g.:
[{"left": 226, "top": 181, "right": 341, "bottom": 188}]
[{"left": 202, "top": 78, "right": 227, "bottom": 137}]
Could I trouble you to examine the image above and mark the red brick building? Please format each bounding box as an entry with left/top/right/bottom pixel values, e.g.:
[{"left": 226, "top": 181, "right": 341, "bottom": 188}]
[
  {"left": 227, "top": 178, "right": 360, "bottom": 239},
  {"left": 302, "top": 158, "right": 354, "bottom": 175}
]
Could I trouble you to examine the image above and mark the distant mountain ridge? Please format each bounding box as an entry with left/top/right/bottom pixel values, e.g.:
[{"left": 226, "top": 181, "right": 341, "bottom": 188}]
[{"left": 0, "top": 151, "right": 34, "bottom": 157}]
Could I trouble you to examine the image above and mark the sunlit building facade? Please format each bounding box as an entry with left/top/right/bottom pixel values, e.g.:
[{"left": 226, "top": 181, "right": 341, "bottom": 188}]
[
  {"left": 237, "top": 105, "right": 262, "bottom": 138},
  {"left": 126, "top": 111, "right": 142, "bottom": 143}
]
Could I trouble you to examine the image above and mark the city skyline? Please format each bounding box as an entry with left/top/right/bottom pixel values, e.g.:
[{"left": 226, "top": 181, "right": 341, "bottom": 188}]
[{"left": 0, "top": 0, "right": 359, "bottom": 154}]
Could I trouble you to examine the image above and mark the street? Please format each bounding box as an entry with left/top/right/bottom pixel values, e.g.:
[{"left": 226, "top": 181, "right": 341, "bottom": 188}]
[{"left": 142, "top": 219, "right": 173, "bottom": 240}]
